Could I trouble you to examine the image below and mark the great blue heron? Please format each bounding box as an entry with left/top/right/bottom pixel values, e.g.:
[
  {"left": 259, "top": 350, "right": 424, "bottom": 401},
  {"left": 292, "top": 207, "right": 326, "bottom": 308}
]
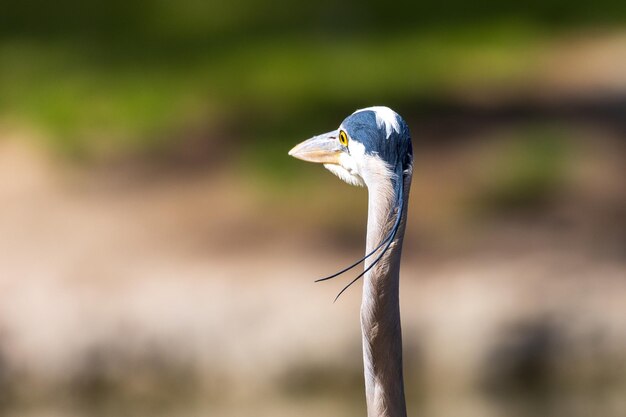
[{"left": 289, "top": 106, "right": 412, "bottom": 417}]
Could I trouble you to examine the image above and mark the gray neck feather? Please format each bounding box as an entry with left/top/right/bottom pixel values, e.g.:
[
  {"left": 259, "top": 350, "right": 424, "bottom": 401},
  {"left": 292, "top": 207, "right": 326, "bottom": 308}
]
[{"left": 361, "top": 166, "right": 411, "bottom": 417}]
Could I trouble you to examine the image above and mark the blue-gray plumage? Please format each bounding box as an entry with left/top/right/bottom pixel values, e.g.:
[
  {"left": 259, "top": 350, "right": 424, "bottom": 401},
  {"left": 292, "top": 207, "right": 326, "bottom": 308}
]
[
  {"left": 341, "top": 109, "right": 413, "bottom": 174},
  {"left": 289, "top": 106, "right": 413, "bottom": 417}
]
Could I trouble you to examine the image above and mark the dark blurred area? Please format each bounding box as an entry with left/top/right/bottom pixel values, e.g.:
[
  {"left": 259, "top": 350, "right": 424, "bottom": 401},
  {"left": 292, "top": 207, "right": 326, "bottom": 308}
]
[{"left": 0, "top": 1, "right": 625, "bottom": 417}]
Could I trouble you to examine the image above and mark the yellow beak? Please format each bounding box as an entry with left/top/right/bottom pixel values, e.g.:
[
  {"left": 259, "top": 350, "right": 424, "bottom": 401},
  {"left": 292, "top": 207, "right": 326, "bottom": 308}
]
[{"left": 288, "top": 129, "right": 342, "bottom": 164}]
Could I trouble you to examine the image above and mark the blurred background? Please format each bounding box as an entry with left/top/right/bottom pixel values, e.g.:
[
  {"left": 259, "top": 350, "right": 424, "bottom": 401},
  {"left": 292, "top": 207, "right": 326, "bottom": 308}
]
[{"left": 0, "top": 1, "right": 625, "bottom": 416}]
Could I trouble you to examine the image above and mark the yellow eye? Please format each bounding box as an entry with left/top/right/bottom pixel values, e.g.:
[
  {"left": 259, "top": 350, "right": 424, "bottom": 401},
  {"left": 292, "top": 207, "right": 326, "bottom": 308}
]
[{"left": 338, "top": 130, "right": 348, "bottom": 147}]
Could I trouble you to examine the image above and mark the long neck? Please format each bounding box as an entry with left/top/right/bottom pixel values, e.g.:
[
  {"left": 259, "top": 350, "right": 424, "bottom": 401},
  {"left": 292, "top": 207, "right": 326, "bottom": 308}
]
[{"left": 361, "top": 172, "right": 410, "bottom": 417}]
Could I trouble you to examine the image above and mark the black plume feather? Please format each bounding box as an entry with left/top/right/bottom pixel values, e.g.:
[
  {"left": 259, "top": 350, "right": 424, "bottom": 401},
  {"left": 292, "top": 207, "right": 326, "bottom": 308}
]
[{"left": 315, "top": 179, "right": 405, "bottom": 301}]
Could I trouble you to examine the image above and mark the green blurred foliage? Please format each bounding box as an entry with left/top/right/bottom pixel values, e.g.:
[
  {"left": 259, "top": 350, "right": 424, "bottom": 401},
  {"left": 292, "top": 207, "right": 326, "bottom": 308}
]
[
  {"left": 3, "top": 0, "right": 626, "bottom": 39},
  {"left": 474, "top": 127, "right": 571, "bottom": 213},
  {"left": 1, "top": 0, "right": 625, "bottom": 158},
  {"left": 1, "top": 24, "right": 540, "bottom": 151}
]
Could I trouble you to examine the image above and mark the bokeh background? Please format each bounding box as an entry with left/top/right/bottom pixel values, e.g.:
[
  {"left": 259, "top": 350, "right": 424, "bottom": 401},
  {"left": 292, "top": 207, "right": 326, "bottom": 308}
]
[{"left": 0, "top": 1, "right": 625, "bottom": 416}]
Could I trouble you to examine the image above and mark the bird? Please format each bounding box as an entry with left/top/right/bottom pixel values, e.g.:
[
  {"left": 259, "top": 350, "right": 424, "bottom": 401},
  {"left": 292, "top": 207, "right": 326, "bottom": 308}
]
[{"left": 289, "top": 106, "right": 413, "bottom": 417}]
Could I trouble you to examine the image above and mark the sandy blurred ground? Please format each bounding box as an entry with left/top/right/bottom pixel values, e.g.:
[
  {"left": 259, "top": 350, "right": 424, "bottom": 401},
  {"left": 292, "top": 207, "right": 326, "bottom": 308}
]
[{"left": 0, "top": 119, "right": 624, "bottom": 417}]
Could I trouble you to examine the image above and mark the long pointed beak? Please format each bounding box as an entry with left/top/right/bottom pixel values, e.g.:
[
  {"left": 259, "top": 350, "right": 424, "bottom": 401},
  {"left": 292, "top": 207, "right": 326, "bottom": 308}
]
[{"left": 288, "top": 129, "right": 342, "bottom": 164}]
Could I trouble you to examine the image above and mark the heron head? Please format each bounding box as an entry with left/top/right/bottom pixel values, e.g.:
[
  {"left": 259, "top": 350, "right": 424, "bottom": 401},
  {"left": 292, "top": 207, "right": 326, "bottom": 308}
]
[
  {"left": 289, "top": 107, "right": 413, "bottom": 300},
  {"left": 289, "top": 106, "right": 412, "bottom": 188}
]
